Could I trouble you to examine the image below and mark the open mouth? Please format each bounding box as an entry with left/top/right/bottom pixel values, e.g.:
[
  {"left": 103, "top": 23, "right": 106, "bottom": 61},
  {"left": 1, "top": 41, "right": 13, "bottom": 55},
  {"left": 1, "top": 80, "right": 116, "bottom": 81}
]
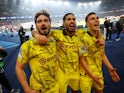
[
  {"left": 94, "top": 24, "right": 99, "bottom": 28},
  {"left": 69, "top": 23, "right": 75, "bottom": 28},
  {"left": 70, "top": 26, "right": 74, "bottom": 27},
  {"left": 41, "top": 27, "right": 47, "bottom": 30}
]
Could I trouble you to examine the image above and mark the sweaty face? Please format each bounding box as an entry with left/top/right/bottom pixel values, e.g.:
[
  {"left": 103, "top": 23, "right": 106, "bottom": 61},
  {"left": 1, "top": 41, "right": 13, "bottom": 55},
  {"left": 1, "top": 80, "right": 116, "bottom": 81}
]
[
  {"left": 63, "top": 14, "right": 76, "bottom": 33},
  {"left": 36, "top": 15, "right": 51, "bottom": 36},
  {"left": 86, "top": 14, "right": 100, "bottom": 32}
]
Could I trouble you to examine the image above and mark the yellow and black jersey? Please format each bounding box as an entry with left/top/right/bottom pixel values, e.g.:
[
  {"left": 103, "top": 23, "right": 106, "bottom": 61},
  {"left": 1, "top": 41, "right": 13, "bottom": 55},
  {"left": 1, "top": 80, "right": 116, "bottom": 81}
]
[
  {"left": 17, "top": 37, "right": 58, "bottom": 91},
  {"left": 51, "top": 29, "right": 87, "bottom": 74},
  {"left": 80, "top": 32, "right": 105, "bottom": 74}
]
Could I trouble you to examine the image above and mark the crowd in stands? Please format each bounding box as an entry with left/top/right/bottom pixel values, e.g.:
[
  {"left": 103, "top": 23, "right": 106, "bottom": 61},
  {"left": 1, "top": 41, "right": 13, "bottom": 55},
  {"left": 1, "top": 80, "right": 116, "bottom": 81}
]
[{"left": 0, "top": 15, "right": 123, "bottom": 38}]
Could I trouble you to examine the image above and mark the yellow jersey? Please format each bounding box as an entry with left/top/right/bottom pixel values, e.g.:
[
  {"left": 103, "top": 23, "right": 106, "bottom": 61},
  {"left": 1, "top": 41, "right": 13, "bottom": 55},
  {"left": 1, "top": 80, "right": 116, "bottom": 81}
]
[
  {"left": 80, "top": 32, "right": 105, "bottom": 75},
  {"left": 17, "top": 37, "right": 58, "bottom": 90},
  {"left": 52, "top": 29, "right": 87, "bottom": 74}
]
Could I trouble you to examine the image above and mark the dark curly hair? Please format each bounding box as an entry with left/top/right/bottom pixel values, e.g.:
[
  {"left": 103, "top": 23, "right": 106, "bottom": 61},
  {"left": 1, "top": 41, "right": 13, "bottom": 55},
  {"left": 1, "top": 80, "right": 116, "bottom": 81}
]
[{"left": 34, "top": 10, "right": 51, "bottom": 24}]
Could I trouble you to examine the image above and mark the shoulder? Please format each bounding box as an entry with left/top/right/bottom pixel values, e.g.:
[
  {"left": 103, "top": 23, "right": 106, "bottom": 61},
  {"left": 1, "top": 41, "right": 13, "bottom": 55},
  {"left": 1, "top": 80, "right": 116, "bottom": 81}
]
[
  {"left": 77, "top": 29, "right": 85, "bottom": 32},
  {"left": 21, "top": 38, "right": 34, "bottom": 48},
  {"left": 76, "top": 29, "right": 85, "bottom": 36},
  {"left": 53, "top": 29, "right": 63, "bottom": 33},
  {"left": 81, "top": 32, "right": 90, "bottom": 41},
  {"left": 51, "top": 29, "right": 63, "bottom": 36}
]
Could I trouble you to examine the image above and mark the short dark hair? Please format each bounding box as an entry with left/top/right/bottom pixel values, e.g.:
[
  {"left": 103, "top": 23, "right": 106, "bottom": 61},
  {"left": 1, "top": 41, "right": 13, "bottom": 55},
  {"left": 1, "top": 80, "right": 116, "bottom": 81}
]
[
  {"left": 34, "top": 10, "right": 51, "bottom": 24},
  {"left": 63, "top": 13, "right": 75, "bottom": 22},
  {"left": 85, "top": 12, "right": 96, "bottom": 22}
]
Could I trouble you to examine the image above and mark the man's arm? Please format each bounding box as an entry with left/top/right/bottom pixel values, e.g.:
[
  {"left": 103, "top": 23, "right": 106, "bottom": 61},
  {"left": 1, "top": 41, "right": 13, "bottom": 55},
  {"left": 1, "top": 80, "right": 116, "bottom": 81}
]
[
  {"left": 79, "top": 56, "right": 103, "bottom": 87},
  {"left": 15, "top": 62, "right": 31, "bottom": 93},
  {"left": 31, "top": 30, "right": 48, "bottom": 45},
  {"left": 102, "top": 53, "right": 120, "bottom": 82},
  {"left": 15, "top": 61, "right": 39, "bottom": 93}
]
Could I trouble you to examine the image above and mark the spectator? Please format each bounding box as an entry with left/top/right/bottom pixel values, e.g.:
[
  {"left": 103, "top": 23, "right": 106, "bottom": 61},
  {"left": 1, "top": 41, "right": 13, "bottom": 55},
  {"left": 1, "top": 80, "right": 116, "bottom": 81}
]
[
  {"left": 104, "top": 19, "right": 112, "bottom": 42},
  {"left": 30, "top": 25, "right": 34, "bottom": 32},
  {"left": 0, "top": 46, "right": 20, "bottom": 93},
  {"left": 18, "top": 26, "right": 25, "bottom": 44},
  {"left": 115, "top": 15, "right": 124, "bottom": 41}
]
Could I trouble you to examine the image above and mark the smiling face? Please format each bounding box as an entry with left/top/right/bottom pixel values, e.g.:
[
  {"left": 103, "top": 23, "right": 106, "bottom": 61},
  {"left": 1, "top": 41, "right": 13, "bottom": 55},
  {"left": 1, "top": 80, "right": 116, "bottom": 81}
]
[
  {"left": 36, "top": 15, "right": 51, "bottom": 36},
  {"left": 63, "top": 13, "right": 76, "bottom": 33},
  {"left": 86, "top": 13, "right": 100, "bottom": 32}
]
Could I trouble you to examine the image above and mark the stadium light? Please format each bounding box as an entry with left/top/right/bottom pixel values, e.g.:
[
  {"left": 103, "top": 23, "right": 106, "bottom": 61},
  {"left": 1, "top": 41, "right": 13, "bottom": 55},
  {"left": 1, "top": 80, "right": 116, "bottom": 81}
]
[
  {"left": 89, "top": 2, "right": 93, "bottom": 6},
  {"left": 57, "top": 1, "right": 62, "bottom": 5},
  {"left": 64, "top": 1, "right": 70, "bottom": 6}
]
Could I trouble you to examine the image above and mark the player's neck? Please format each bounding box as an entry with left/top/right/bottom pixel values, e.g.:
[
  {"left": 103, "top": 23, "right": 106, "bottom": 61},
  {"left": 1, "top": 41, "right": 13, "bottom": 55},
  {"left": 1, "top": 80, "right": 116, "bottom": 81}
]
[
  {"left": 66, "top": 30, "right": 75, "bottom": 37},
  {"left": 46, "top": 34, "right": 50, "bottom": 39},
  {"left": 88, "top": 30, "right": 98, "bottom": 37}
]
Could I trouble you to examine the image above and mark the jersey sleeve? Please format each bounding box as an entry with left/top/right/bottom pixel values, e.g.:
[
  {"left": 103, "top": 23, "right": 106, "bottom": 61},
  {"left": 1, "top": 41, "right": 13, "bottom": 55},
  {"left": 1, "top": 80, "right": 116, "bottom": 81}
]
[
  {"left": 78, "top": 42, "right": 88, "bottom": 57},
  {"left": 76, "top": 29, "right": 88, "bottom": 57},
  {"left": 17, "top": 41, "right": 30, "bottom": 64},
  {"left": 50, "top": 30, "right": 63, "bottom": 40}
]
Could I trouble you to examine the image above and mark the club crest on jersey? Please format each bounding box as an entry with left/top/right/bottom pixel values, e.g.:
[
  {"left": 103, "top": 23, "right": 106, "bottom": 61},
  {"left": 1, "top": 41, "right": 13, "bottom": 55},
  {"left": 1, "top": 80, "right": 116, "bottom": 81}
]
[
  {"left": 50, "top": 38, "right": 55, "bottom": 42},
  {"left": 80, "top": 46, "right": 87, "bottom": 54}
]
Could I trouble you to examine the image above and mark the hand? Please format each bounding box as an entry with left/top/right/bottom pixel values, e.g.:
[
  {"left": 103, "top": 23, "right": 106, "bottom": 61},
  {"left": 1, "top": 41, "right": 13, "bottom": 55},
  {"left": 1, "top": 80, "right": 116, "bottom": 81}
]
[
  {"left": 109, "top": 68, "right": 120, "bottom": 83},
  {"left": 35, "top": 34, "right": 48, "bottom": 45},
  {"left": 30, "top": 90, "right": 40, "bottom": 93},
  {"left": 96, "top": 38, "right": 105, "bottom": 46},
  {"left": 25, "top": 89, "right": 40, "bottom": 93},
  {"left": 91, "top": 75, "right": 104, "bottom": 88},
  {"left": 109, "top": 27, "right": 112, "bottom": 31}
]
